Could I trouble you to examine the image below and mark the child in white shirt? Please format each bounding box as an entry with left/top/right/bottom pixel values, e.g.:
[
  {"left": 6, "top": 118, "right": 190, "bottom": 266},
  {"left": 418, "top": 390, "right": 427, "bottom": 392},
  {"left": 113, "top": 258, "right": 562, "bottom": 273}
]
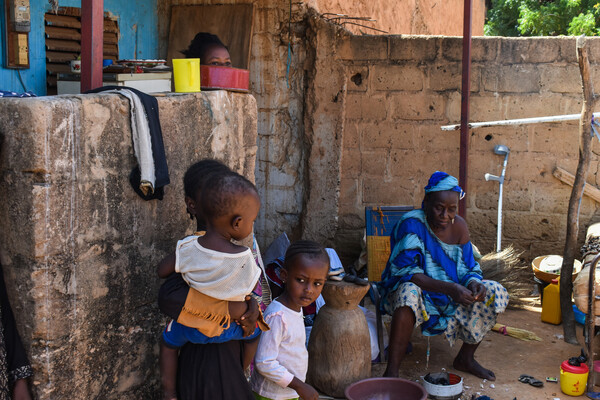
[{"left": 251, "top": 240, "right": 330, "bottom": 400}]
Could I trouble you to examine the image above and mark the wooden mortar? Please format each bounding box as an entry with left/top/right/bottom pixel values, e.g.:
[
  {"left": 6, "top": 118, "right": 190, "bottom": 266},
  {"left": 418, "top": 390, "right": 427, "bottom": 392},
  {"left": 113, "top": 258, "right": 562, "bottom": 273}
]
[{"left": 306, "top": 280, "right": 371, "bottom": 397}]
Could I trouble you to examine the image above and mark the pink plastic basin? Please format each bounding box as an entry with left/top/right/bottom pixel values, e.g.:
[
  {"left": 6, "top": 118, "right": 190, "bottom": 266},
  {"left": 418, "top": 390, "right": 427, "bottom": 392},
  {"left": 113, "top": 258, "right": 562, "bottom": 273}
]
[
  {"left": 200, "top": 65, "right": 249, "bottom": 92},
  {"left": 345, "top": 377, "right": 427, "bottom": 400}
]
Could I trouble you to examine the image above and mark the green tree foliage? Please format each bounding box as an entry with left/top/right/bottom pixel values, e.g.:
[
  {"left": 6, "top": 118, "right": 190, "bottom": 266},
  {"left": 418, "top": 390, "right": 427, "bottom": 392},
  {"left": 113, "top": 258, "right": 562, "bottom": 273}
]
[{"left": 485, "top": 0, "right": 600, "bottom": 36}]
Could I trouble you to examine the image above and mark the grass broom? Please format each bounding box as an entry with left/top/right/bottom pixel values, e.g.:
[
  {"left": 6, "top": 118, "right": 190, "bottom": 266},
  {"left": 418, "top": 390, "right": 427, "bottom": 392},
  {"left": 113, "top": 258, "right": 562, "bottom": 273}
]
[
  {"left": 492, "top": 323, "right": 542, "bottom": 341},
  {"left": 479, "top": 245, "right": 532, "bottom": 307}
]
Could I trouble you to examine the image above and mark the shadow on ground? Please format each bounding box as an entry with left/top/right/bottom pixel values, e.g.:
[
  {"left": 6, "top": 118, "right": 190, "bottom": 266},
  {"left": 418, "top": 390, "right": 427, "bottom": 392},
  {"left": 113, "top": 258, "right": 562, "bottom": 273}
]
[{"left": 367, "top": 299, "right": 586, "bottom": 400}]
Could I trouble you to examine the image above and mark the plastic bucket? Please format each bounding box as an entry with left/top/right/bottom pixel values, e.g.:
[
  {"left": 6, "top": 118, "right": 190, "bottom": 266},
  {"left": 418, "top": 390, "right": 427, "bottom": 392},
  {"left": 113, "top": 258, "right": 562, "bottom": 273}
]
[
  {"left": 172, "top": 58, "right": 201, "bottom": 93},
  {"left": 345, "top": 377, "right": 427, "bottom": 400},
  {"left": 560, "top": 360, "right": 589, "bottom": 396}
]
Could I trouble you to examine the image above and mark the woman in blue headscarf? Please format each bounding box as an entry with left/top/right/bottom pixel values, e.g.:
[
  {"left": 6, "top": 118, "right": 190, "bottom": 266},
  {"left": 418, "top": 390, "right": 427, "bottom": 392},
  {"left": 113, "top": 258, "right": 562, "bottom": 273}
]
[{"left": 378, "top": 171, "right": 508, "bottom": 380}]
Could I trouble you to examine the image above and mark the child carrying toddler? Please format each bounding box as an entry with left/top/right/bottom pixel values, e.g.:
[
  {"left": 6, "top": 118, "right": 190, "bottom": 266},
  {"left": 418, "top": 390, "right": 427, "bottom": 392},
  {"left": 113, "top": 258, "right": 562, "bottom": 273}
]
[{"left": 159, "top": 164, "right": 269, "bottom": 400}]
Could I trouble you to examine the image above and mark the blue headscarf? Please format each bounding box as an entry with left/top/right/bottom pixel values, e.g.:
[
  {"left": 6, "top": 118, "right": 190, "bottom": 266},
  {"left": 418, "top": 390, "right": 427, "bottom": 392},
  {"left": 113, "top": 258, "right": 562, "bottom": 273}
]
[{"left": 424, "top": 171, "right": 465, "bottom": 199}]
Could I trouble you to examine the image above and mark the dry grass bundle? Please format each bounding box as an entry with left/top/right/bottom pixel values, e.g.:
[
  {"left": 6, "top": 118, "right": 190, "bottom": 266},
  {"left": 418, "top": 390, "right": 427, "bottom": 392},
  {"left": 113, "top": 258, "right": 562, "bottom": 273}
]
[
  {"left": 479, "top": 245, "right": 532, "bottom": 307},
  {"left": 492, "top": 323, "right": 542, "bottom": 341}
]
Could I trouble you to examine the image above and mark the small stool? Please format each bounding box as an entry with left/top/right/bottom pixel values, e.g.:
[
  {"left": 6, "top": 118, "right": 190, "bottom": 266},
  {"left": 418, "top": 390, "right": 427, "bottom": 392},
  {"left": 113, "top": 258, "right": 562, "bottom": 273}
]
[{"left": 307, "top": 280, "right": 371, "bottom": 397}]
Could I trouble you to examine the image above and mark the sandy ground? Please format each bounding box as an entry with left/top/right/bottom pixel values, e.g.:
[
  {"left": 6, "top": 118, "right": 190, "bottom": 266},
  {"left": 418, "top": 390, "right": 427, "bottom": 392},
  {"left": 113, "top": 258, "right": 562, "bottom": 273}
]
[{"left": 329, "top": 298, "right": 594, "bottom": 399}]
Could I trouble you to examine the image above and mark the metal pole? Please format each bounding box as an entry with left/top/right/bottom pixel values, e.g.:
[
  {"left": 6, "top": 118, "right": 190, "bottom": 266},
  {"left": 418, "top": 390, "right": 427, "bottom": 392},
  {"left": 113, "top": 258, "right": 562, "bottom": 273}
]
[
  {"left": 81, "top": 0, "right": 104, "bottom": 92},
  {"left": 442, "top": 112, "right": 600, "bottom": 131},
  {"left": 459, "top": 0, "right": 473, "bottom": 219}
]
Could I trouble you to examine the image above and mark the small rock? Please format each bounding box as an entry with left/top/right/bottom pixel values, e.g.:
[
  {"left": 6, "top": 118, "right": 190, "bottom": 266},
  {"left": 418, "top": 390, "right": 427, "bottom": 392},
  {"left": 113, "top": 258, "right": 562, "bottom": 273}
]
[{"left": 490, "top": 384, "right": 495, "bottom": 389}]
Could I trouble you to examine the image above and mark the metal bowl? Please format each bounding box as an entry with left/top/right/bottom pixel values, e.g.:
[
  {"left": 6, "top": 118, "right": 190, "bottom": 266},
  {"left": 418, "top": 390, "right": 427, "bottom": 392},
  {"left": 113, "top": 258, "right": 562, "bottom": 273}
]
[{"left": 422, "top": 373, "right": 463, "bottom": 400}]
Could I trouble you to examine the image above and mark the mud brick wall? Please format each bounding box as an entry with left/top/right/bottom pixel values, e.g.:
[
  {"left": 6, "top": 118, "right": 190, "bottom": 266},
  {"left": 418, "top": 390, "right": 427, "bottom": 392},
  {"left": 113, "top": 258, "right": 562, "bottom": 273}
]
[
  {"left": 332, "top": 34, "right": 600, "bottom": 264},
  {"left": 0, "top": 91, "right": 257, "bottom": 399}
]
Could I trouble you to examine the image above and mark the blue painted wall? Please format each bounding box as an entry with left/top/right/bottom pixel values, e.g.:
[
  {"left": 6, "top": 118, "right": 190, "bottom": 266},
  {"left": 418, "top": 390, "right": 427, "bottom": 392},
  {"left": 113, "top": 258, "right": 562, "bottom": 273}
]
[{"left": 0, "top": 0, "right": 159, "bottom": 95}]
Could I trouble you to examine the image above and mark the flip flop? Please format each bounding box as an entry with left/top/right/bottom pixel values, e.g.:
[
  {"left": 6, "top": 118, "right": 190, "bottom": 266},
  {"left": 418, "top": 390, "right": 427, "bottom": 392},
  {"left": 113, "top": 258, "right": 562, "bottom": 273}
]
[
  {"left": 343, "top": 274, "right": 369, "bottom": 286},
  {"left": 518, "top": 374, "right": 544, "bottom": 387}
]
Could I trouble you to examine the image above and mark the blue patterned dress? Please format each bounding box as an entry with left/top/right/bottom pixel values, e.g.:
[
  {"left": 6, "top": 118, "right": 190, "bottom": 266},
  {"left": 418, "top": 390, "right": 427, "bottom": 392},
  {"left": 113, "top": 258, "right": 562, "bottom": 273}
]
[{"left": 378, "top": 209, "right": 508, "bottom": 345}]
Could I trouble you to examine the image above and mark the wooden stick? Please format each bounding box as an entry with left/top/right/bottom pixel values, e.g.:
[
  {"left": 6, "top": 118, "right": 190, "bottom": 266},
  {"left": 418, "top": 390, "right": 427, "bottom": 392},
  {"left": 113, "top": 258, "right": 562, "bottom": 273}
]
[
  {"left": 561, "top": 36, "right": 600, "bottom": 344},
  {"left": 553, "top": 167, "right": 600, "bottom": 203}
]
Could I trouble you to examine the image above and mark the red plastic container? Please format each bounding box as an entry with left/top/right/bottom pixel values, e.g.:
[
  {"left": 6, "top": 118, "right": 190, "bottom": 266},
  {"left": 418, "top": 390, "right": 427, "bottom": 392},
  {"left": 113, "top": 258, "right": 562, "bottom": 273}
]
[{"left": 200, "top": 65, "right": 249, "bottom": 92}]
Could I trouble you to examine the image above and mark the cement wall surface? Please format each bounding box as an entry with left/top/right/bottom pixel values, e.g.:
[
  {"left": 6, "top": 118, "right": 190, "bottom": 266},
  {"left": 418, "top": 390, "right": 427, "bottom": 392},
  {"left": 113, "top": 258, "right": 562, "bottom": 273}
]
[
  {"left": 0, "top": 91, "right": 257, "bottom": 399},
  {"left": 324, "top": 30, "right": 600, "bottom": 263}
]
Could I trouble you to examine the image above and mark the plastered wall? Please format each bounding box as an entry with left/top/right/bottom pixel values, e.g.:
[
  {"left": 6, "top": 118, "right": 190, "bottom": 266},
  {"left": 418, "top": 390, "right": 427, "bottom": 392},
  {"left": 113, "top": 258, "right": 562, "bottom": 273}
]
[
  {"left": 305, "top": 0, "right": 486, "bottom": 36},
  {"left": 0, "top": 91, "right": 257, "bottom": 399}
]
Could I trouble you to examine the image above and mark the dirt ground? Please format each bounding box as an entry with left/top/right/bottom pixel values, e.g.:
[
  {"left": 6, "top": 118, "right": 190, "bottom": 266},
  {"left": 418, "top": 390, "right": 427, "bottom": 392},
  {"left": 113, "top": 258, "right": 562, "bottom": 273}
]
[{"left": 329, "top": 298, "right": 595, "bottom": 400}]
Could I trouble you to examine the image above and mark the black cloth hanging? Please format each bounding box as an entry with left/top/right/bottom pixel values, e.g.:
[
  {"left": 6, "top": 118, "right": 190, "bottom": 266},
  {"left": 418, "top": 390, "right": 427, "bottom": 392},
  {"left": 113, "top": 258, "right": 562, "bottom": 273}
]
[{"left": 86, "top": 86, "right": 170, "bottom": 200}]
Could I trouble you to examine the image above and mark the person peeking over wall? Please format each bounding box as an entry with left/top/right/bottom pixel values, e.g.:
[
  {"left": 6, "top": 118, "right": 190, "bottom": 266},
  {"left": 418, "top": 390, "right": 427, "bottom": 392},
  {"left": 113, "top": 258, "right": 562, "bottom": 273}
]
[{"left": 181, "top": 32, "right": 232, "bottom": 67}]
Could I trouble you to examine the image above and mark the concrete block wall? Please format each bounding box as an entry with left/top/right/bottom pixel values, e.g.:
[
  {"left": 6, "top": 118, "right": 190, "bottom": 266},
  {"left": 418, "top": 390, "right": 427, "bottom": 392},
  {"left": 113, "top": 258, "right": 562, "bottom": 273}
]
[
  {"left": 332, "top": 34, "right": 600, "bottom": 263},
  {"left": 0, "top": 91, "right": 257, "bottom": 399}
]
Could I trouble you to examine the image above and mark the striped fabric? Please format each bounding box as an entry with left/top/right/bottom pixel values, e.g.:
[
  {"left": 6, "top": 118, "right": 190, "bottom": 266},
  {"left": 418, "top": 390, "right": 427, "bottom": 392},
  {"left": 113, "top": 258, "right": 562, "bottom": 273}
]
[
  {"left": 378, "top": 209, "right": 484, "bottom": 336},
  {"left": 424, "top": 171, "right": 465, "bottom": 198}
]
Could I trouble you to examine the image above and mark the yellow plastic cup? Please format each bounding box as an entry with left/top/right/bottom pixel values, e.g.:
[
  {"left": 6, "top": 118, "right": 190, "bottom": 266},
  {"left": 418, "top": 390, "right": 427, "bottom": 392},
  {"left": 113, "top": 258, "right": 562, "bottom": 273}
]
[{"left": 172, "top": 58, "right": 201, "bottom": 93}]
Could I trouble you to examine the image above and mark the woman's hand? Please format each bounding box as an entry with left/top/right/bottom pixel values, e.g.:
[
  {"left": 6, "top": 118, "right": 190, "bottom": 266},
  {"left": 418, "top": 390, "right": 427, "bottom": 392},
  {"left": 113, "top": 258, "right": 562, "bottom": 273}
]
[
  {"left": 449, "top": 283, "right": 475, "bottom": 306},
  {"left": 468, "top": 281, "right": 486, "bottom": 302},
  {"left": 238, "top": 296, "right": 259, "bottom": 337},
  {"left": 12, "top": 378, "right": 32, "bottom": 400}
]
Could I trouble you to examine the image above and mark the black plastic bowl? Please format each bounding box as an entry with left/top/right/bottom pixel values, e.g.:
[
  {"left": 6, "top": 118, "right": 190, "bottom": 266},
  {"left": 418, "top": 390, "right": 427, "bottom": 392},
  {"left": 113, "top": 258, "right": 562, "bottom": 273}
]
[{"left": 345, "top": 377, "right": 428, "bottom": 400}]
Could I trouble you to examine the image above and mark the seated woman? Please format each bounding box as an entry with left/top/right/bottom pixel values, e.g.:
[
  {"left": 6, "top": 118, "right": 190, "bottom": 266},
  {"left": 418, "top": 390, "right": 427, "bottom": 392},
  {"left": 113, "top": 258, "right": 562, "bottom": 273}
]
[{"left": 378, "top": 171, "right": 508, "bottom": 381}]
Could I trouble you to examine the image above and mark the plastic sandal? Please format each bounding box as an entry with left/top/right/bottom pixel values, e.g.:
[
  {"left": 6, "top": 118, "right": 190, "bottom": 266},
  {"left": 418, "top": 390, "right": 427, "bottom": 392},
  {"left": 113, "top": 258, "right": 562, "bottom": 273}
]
[
  {"left": 518, "top": 374, "right": 543, "bottom": 387},
  {"left": 343, "top": 274, "right": 369, "bottom": 286}
]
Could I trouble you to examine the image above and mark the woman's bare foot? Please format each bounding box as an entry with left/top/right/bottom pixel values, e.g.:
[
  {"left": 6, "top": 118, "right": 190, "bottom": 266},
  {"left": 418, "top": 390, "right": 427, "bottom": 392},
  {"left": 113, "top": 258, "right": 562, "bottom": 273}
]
[{"left": 453, "top": 354, "right": 496, "bottom": 381}]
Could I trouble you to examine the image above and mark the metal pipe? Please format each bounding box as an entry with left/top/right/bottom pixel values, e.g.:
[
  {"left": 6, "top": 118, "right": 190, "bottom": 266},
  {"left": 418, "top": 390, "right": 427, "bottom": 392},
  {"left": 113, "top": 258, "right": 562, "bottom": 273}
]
[
  {"left": 459, "top": 0, "right": 473, "bottom": 219},
  {"left": 442, "top": 112, "right": 600, "bottom": 131}
]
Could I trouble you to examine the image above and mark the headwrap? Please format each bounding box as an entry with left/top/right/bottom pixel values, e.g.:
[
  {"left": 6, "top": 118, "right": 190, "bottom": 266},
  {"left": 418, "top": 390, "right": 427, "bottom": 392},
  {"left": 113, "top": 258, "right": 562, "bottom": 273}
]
[{"left": 424, "top": 171, "right": 465, "bottom": 199}]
